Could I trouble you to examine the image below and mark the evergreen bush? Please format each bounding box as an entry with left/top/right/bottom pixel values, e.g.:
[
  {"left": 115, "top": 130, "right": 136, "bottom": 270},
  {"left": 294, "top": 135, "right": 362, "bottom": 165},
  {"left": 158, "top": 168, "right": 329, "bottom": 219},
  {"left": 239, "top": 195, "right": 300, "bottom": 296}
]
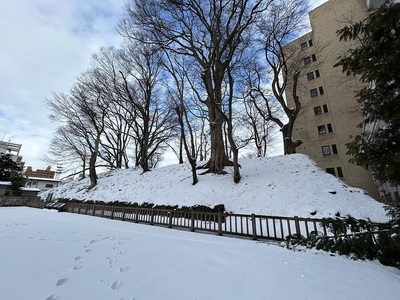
[{"left": 286, "top": 216, "right": 400, "bottom": 267}]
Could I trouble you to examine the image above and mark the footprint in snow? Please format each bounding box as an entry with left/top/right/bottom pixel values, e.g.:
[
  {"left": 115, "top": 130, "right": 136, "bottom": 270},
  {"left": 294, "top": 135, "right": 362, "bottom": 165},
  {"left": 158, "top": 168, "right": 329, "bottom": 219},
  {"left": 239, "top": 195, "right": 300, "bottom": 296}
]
[
  {"left": 119, "top": 266, "right": 130, "bottom": 273},
  {"left": 85, "top": 249, "right": 92, "bottom": 253},
  {"left": 74, "top": 256, "right": 82, "bottom": 261},
  {"left": 45, "top": 295, "right": 59, "bottom": 300},
  {"left": 56, "top": 278, "right": 68, "bottom": 286},
  {"left": 107, "top": 257, "right": 117, "bottom": 267},
  {"left": 73, "top": 265, "right": 83, "bottom": 270},
  {"left": 111, "top": 280, "right": 122, "bottom": 290}
]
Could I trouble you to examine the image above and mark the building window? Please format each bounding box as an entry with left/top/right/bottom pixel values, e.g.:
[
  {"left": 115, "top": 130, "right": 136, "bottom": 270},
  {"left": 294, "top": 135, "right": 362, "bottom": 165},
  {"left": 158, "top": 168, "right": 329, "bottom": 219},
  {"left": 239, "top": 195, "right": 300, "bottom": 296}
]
[
  {"left": 337, "top": 167, "right": 343, "bottom": 177},
  {"left": 322, "top": 145, "right": 331, "bottom": 155},
  {"left": 312, "top": 54, "right": 316, "bottom": 61},
  {"left": 309, "top": 39, "right": 313, "bottom": 47},
  {"left": 314, "top": 106, "right": 322, "bottom": 115},
  {"left": 326, "top": 168, "right": 336, "bottom": 176},
  {"left": 319, "top": 86, "right": 324, "bottom": 95},
  {"left": 307, "top": 72, "right": 315, "bottom": 81},
  {"left": 315, "top": 69, "right": 320, "bottom": 77},
  {"left": 310, "top": 88, "right": 318, "bottom": 97},
  {"left": 45, "top": 184, "right": 54, "bottom": 188},
  {"left": 301, "top": 42, "right": 308, "bottom": 50},
  {"left": 323, "top": 104, "right": 328, "bottom": 113},
  {"left": 304, "top": 56, "right": 311, "bottom": 65},
  {"left": 327, "top": 123, "right": 333, "bottom": 133},
  {"left": 332, "top": 144, "right": 338, "bottom": 154},
  {"left": 318, "top": 125, "right": 326, "bottom": 135}
]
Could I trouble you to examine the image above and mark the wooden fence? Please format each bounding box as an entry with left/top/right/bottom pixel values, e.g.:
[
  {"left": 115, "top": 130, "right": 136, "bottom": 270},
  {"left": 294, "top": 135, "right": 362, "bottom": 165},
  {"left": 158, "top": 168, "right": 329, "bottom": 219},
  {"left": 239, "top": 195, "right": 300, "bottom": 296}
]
[
  {"left": 60, "top": 202, "right": 389, "bottom": 242},
  {"left": 0, "top": 197, "right": 45, "bottom": 209}
]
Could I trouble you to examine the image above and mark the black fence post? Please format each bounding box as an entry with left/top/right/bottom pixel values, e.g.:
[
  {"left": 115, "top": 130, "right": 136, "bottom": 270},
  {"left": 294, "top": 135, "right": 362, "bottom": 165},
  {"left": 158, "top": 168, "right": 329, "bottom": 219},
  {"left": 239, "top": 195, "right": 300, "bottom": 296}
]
[
  {"left": 251, "top": 214, "right": 257, "bottom": 240},
  {"left": 191, "top": 212, "right": 195, "bottom": 232},
  {"left": 218, "top": 212, "right": 223, "bottom": 236},
  {"left": 110, "top": 206, "right": 115, "bottom": 219},
  {"left": 135, "top": 207, "right": 139, "bottom": 223},
  {"left": 294, "top": 216, "right": 301, "bottom": 237},
  {"left": 168, "top": 210, "right": 173, "bottom": 228},
  {"left": 150, "top": 208, "right": 154, "bottom": 225}
]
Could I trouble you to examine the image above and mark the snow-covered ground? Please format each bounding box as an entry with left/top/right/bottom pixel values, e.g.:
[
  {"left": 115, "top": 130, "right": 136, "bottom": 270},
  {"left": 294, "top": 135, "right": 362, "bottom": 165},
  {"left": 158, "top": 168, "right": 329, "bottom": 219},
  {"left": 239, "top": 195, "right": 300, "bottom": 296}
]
[
  {"left": 1, "top": 207, "right": 399, "bottom": 300},
  {"left": 43, "top": 154, "right": 388, "bottom": 222}
]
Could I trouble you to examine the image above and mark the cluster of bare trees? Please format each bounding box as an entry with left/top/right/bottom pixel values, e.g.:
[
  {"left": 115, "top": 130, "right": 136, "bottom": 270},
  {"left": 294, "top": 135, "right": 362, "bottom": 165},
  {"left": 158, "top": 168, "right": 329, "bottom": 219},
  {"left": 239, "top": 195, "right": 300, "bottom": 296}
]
[{"left": 46, "top": 0, "right": 309, "bottom": 187}]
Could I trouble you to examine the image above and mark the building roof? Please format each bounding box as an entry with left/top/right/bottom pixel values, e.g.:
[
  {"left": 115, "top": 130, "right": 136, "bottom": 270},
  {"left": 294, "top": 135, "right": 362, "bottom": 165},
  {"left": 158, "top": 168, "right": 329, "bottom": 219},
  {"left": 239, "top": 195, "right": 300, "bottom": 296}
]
[
  {"left": 26, "top": 177, "right": 61, "bottom": 182},
  {"left": 20, "top": 187, "right": 41, "bottom": 192}
]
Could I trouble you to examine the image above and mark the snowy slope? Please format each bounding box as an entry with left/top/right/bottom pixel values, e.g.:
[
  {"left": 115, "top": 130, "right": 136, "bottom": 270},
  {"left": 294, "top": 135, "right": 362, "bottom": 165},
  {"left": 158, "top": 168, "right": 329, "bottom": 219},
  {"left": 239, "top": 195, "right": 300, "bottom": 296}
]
[
  {"left": 42, "top": 154, "right": 388, "bottom": 222},
  {"left": 1, "top": 207, "right": 399, "bottom": 300}
]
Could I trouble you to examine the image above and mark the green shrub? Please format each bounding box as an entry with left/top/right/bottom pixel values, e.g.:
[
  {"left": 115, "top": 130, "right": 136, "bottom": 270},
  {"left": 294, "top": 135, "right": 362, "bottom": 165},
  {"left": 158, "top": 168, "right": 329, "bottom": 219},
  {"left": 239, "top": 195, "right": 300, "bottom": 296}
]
[{"left": 286, "top": 216, "right": 399, "bottom": 267}]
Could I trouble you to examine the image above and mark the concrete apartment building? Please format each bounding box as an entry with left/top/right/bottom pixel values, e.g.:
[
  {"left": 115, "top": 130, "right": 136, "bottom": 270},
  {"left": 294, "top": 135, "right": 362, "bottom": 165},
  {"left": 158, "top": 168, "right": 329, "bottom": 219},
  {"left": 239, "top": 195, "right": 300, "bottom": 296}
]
[
  {"left": 284, "top": 0, "right": 389, "bottom": 201},
  {"left": 0, "top": 140, "right": 25, "bottom": 171}
]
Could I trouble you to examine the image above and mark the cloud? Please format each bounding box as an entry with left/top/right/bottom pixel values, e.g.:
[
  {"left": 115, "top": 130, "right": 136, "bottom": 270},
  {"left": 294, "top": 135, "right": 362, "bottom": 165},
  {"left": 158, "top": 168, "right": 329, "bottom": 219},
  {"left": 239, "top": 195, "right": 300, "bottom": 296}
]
[{"left": 0, "top": 0, "right": 124, "bottom": 170}]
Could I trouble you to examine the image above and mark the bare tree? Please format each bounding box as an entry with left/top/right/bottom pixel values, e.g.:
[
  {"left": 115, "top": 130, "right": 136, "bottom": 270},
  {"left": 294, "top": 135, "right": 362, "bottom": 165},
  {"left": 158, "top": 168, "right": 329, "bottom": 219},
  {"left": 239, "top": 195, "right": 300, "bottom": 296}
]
[
  {"left": 164, "top": 53, "right": 199, "bottom": 184},
  {"left": 91, "top": 47, "right": 134, "bottom": 169},
  {"left": 117, "top": 41, "right": 177, "bottom": 173},
  {"left": 47, "top": 66, "right": 111, "bottom": 189},
  {"left": 45, "top": 125, "right": 90, "bottom": 179},
  {"left": 251, "top": 0, "right": 308, "bottom": 154},
  {"left": 241, "top": 95, "right": 277, "bottom": 157},
  {"left": 72, "top": 73, "right": 110, "bottom": 188},
  {"left": 118, "top": 0, "right": 271, "bottom": 179}
]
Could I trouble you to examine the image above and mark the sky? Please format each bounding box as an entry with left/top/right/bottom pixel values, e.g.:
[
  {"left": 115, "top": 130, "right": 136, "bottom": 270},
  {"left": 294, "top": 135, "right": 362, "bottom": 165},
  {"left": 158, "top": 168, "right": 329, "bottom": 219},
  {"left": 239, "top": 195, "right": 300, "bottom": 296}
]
[
  {"left": 0, "top": 0, "right": 327, "bottom": 172},
  {"left": 0, "top": 0, "right": 124, "bottom": 170}
]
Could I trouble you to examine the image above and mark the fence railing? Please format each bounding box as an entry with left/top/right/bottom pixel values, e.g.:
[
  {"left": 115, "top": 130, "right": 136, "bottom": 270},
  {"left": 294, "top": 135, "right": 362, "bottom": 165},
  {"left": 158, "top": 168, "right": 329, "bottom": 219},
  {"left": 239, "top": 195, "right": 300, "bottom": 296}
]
[
  {"left": 0, "top": 197, "right": 45, "bottom": 209},
  {"left": 61, "top": 203, "right": 389, "bottom": 242}
]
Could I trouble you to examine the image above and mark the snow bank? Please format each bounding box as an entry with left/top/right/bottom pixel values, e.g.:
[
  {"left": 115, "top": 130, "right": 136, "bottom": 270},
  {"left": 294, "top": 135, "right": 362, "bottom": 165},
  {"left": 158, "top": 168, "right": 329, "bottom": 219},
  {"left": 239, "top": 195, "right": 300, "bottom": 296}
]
[{"left": 42, "top": 154, "right": 388, "bottom": 222}]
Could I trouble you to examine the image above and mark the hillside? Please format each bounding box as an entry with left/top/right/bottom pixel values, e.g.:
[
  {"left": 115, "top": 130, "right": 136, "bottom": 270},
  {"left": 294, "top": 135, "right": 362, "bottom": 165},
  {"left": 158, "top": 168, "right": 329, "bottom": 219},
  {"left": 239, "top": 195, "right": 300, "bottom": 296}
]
[{"left": 42, "top": 154, "right": 388, "bottom": 222}]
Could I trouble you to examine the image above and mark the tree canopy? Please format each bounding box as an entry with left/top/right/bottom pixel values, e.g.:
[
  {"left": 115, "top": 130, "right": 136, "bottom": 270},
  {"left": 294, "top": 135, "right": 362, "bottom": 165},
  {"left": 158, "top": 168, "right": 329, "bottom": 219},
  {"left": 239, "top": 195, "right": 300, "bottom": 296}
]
[
  {"left": 0, "top": 153, "right": 25, "bottom": 195},
  {"left": 335, "top": 0, "right": 400, "bottom": 184}
]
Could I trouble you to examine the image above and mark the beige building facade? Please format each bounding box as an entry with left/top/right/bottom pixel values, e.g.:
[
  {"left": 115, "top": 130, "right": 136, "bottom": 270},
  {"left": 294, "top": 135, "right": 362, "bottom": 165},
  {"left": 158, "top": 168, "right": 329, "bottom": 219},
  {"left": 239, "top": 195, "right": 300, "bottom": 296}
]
[{"left": 284, "top": 0, "right": 387, "bottom": 200}]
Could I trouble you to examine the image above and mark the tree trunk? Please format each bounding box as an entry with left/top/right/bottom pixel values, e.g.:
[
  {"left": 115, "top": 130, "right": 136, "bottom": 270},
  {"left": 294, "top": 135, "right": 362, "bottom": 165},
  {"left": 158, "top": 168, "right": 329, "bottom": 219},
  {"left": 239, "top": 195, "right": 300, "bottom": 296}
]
[
  {"left": 88, "top": 137, "right": 100, "bottom": 189},
  {"left": 200, "top": 107, "right": 232, "bottom": 174},
  {"left": 282, "top": 123, "right": 296, "bottom": 155},
  {"left": 175, "top": 106, "right": 198, "bottom": 185},
  {"left": 179, "top": 132, "right": 184, "bottom": 164}
]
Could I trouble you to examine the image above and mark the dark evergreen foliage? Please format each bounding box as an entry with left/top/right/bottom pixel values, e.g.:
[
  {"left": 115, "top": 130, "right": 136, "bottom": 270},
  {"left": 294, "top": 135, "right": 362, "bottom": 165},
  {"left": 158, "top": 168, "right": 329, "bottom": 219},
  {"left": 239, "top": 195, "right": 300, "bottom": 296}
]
[
  {"left": 0, "top": 153, "right": 26, "bottom": 195},
  {"left": 286, "top": 216, "right": 400, "bottom": 267},
  {"left": 335, "top": 1, "right": 400, "bottom": 184},
  {"left": 57, "top": 198, "right": 224, "bottom": 213}
]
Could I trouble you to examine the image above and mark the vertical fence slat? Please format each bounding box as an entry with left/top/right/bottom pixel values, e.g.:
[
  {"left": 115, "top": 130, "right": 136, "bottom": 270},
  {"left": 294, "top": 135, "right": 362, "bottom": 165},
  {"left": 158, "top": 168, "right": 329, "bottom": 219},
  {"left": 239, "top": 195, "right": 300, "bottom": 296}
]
[
  {"left": 294, "top": 216, "right": 301, "bottom": 237},
  {"left": 251, "top": 214, "right": 257, "bottom": 240}
]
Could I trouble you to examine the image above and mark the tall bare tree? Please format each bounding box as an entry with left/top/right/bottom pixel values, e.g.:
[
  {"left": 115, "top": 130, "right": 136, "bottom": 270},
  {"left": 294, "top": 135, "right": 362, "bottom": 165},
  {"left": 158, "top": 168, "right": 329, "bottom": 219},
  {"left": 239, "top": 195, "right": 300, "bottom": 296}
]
[
  {"left": 46, "top": 78, "right": 108, "bottom": 189},
  {"left": 91, "top": 47, "right": 134, "bottom": 169},
  {"left": 45, "top": 125, "right": 90, "bottom": 179},
  {"left": 118, "top": 0, "right": 271, "bottom": 179},
  {"left": 164, "top": 53, "right": 199, "bottom": 184},
  {"left": 251, "top": 0, "right": 308, "bottom": 154},
  {"left": 117, "top": 41, "right": 177, "bottom": 173}
]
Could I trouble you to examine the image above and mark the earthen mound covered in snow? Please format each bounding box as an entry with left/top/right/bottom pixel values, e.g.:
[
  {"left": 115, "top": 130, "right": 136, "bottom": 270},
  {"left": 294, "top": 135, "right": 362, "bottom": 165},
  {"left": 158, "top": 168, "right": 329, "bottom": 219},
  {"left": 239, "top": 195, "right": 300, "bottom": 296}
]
[{"left": 42, "top": 154, "right": 388, "bottom": 222}]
